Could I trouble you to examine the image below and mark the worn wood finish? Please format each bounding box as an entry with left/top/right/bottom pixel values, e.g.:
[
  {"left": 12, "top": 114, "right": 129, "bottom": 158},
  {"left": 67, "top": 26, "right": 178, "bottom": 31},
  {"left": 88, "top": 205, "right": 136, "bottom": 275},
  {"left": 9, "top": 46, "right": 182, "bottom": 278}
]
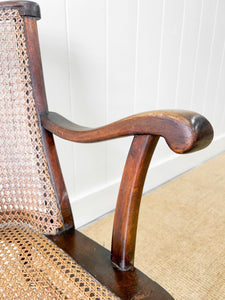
[
  {"left": 24, "top": 16, "right": 74, "bottom": 231},
  {"left": 48, "top": 228, "right": 174, "bottom": 300},
  {"left": 0, "top": 1, "right": 40, "bottom": 18},
  {"left": 41, "top": 110, "right": 213, "bottom": 154},
  {"left": 112, "top": 135, "right": 159, "bottom": 271}
]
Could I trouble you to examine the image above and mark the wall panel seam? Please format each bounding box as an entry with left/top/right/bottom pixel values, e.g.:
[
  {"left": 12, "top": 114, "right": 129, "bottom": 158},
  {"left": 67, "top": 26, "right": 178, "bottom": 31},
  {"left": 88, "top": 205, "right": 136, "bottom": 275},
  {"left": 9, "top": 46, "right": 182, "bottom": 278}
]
[
  {"left": 133, "top": 0, "right": 140, "bottom": 113},
  {"left": 190, "top": 0, "right": 204, "bottom": 108},
  {"left": 202, "top": 0, "right": 219, "bottom": 115},
  {"left": 174, "top": 0, "right": 186, "bottom": 108},
  {"left": 64, "top": 0, "right": 77, "bottom": 195},
  {"left": 156, "top": 0, "right": 165, "bottom": 108}
]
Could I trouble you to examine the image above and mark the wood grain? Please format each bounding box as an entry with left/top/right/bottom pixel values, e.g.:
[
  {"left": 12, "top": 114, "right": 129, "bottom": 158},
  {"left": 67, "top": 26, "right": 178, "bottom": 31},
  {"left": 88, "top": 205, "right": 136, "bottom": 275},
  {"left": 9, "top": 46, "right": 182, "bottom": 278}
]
[
  {"left": 41, "top": 110, "right": 213, "bottom": 154},
  {"left": 48, "top": 228, "right": 174, "bottom": 300},
  {"left": 112, "top": 135, "right": 159, "bottom": 271}
]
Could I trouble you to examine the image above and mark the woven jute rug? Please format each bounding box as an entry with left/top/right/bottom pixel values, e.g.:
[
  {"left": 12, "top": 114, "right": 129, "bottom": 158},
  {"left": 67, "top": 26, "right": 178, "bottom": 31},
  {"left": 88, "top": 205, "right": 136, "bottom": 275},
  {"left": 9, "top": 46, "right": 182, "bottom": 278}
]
[{"left": 81, "top": 152, "right": 225, "bottom": 300}]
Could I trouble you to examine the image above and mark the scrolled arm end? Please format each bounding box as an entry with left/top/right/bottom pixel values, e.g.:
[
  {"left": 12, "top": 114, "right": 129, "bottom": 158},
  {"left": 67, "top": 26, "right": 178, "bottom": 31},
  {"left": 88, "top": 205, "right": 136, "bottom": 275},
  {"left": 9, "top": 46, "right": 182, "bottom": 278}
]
[
  {"left": 150, "top": 110, "right": 214, "bottom": 154},
  {"left": 184, "top": 112, "right": 214, "bottom": 153}
]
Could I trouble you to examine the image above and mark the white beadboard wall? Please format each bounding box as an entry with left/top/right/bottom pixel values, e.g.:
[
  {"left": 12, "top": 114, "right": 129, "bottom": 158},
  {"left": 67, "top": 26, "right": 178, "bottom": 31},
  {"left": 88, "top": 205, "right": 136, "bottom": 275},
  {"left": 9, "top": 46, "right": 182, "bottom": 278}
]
[{"left": 35, "top": 0, "right": 225, "bottom": 228}]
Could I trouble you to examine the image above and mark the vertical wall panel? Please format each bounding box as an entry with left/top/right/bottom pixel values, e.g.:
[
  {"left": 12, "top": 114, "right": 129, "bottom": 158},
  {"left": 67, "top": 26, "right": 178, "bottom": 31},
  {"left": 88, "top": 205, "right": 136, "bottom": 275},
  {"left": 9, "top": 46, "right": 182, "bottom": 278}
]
[
  {"left": 66, "top": 0, "right": 107, "bottom": 126},
  {"left": 215, "top": 45, "right": 225, "bottom": 135},
  {"left": 202, "top": 0, "right": 219, "bottom": 121},
  {"left": 156, "top": 0, "right": 184, "bottom": 108},
  {"left": 106, "top": 0, "right": 137, "bottom": 181},
  {"left": 134, "top": 0, "right": 164, "bottom": 112},
  {"left": 66, "top": 0, "right": 107, "bottom": 195},
  {"left": 190, "top": 0, "right": 218, "bottom": 113},
  {"left": 176, "top": 0, "right": 202, "bottom": 110},
  {"left": 205, "top": 0, "right": 225, "bottom": 130},
  {"left": 106, "top": 0, "right": 134, "bottom": 122}
]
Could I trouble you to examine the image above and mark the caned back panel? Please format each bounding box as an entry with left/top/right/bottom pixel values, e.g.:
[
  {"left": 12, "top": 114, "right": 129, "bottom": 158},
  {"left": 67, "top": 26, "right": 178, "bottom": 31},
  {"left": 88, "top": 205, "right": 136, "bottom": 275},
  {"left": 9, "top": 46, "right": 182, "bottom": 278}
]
[{"left": 0, "top": 8, "right": 63, "bottom": 234}]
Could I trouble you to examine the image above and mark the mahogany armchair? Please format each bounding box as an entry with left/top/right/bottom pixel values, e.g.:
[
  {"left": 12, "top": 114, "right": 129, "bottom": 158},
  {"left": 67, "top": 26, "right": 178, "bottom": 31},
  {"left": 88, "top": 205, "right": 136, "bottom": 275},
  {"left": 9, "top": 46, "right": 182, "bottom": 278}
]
[{"left": 0, "top": 1, "right": 213, "bottom": 299}]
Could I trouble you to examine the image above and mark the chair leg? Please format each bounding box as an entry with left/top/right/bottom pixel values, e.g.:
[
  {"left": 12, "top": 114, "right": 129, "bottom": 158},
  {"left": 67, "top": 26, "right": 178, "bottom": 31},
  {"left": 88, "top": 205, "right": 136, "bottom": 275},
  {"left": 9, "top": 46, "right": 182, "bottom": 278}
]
[{"left": 111, "top": 135, "right": 159, "bottom": 271}]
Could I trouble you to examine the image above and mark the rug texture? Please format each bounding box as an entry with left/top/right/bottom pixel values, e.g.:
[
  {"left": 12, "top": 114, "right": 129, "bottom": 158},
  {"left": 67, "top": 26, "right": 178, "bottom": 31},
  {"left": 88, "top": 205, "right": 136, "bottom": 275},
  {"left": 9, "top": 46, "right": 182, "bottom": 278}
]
[{"left": 81, "top": 152, "right": 225, "bottom": 300}]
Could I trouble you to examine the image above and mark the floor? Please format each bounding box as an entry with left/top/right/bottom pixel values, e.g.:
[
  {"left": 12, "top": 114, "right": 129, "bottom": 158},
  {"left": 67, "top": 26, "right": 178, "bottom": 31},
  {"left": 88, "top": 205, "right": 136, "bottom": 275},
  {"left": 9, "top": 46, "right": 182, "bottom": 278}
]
[{"left": 81, "top": 152, "right": 225, "bottom": 299}]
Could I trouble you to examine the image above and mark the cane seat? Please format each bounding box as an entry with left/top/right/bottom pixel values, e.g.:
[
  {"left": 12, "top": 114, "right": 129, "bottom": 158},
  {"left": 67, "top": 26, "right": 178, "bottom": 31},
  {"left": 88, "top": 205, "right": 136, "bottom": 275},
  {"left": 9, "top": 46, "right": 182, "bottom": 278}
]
[{"left": 0, "top": 223, "right": 118, "bottom": 299}]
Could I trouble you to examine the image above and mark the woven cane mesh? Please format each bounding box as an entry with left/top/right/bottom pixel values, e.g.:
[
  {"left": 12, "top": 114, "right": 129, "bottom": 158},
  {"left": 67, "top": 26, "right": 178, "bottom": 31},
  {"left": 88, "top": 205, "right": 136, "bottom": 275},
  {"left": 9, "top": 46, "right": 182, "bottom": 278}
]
[
  {"left": 0, "top": 222, "right": 119, "bottom": 300},
  {"left": 0, "top": 8, "right": 63, "bottom": 234}
]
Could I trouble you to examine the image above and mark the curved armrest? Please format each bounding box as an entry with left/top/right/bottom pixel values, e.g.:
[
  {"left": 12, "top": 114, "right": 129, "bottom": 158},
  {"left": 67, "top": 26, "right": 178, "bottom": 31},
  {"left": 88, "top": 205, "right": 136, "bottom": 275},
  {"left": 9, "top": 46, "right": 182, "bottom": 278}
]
[
  {"left": 41, "top": 110, "right": 213, "bottom": 271},
  {"left": 41, "top": 110, "right": 213, "bottom": 154}
]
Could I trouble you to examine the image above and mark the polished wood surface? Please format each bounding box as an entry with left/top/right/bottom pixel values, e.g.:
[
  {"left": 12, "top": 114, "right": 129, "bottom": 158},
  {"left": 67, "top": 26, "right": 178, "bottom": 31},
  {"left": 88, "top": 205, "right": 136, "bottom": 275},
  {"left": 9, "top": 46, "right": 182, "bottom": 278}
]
[
  {"left": 112, "top": 135, "right": 159, "bottom": 271},
  {"left": 41, "top": 110, "right": 213, "bottom": 154},
  {"left": 48, "top": 228, "right": 174, "bottom": 300}
]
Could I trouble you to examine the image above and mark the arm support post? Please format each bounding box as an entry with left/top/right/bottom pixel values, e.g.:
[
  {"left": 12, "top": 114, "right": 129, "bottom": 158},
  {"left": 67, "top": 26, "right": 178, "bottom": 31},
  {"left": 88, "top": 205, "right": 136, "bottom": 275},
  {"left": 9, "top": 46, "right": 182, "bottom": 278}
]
[
  {"left": 41, "top": 110, "right": 213, "bottom": 271},
  {"left": 111, "top": 135, "right": 159, "bottom": 271}
]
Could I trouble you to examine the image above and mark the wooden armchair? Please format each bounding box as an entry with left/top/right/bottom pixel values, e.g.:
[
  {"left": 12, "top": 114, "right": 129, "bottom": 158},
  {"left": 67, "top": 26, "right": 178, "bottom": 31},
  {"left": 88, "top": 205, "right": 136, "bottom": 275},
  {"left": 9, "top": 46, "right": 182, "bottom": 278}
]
[{"left": 0, "top": 1, "right": 213, "bottom": 299}]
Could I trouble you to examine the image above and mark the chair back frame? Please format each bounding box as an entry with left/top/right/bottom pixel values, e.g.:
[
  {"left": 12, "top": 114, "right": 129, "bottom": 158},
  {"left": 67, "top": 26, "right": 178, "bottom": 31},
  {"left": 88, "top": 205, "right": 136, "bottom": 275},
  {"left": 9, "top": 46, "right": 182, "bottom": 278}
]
[{"left": 0, "top": 1, "right": 74, "bottom": 233}]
